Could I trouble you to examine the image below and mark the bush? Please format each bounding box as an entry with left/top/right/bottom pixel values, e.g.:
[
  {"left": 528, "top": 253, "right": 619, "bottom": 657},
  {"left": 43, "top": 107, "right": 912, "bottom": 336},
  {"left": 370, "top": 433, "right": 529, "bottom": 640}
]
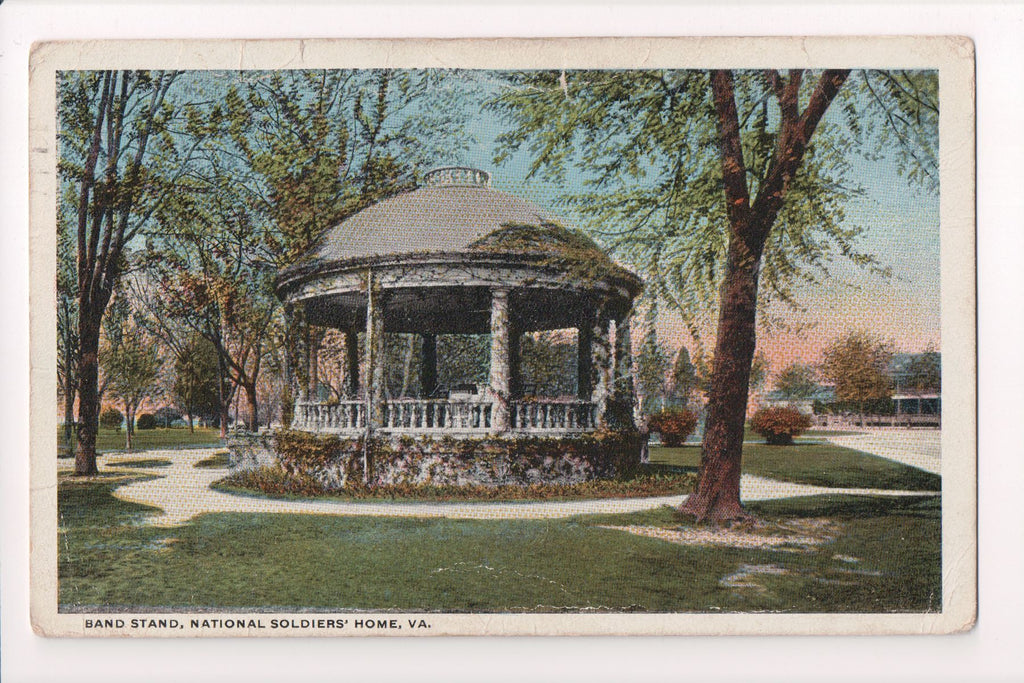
[
  {"left": 154, "top": 407, "right": 183, "bottom": 427},
  {"left": 99, "top": 408, "right": 123, "bottom": 431},
  {"left": 647, "top": 409, "right": 698, "bottom": 447},
  {"left": 750, "top": 407, "right": 812, "bottom": 445},
  {"left": 136, "top": 413, "right": 158, "bottom": 430}
]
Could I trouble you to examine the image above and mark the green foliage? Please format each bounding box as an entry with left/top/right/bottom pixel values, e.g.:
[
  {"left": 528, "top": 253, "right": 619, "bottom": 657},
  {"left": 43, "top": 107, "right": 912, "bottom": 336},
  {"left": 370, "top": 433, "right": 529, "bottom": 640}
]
[
  {"left": 903, "top": 348, "right": 941, "bottom": 395},
  {"left": 669, "top": 345, "right": 698, "bottom": 406},
  {"left": 136, "top": 413, "right": 158, "bottom": 430},
  {"left": 99, "top": 408, "right": 123, "bottom": 431},
  {"left": 215, "top": 466, "right": 694, "bottom": 502},
  {"left": 648, "top": 409, "right": 699, "bottom": 447},
  {"left": 749, "top": 407, "right": 813, "bottom": 446},
  {"left": 99, "top": 315, "right": 164, "bottom": 420},
  {"left": 470, "top": 220, "right": 626, "bottom": 286},
  {"left": 819, "top": 330, "right": 895, "bottom": 408},
  {"left": 172, "top": 334, "right": 221, "bottom": 424},
  {"left": 774, "top": 362, "right": 819, "bottom": 400},
  {"left": 635, "top": 319, "right": 670, "bottom": 412},
  {"left": 520, "top": 331, "right": 576, "bottom": 397},
  {"left": 488, "top": 70, "right": 916, "bottom": 333}
]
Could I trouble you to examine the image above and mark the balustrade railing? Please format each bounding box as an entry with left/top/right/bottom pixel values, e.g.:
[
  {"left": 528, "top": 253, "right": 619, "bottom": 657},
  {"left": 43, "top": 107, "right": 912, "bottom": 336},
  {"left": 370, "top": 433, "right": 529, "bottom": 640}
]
[
  {"left": 510, "top": 400, "right": 597, "bottom": 432},
  {"left": 294, "top": 398, "right": 597, "bottom": 434},
  {"left": 383, "top": 399, "right": 492, "bottom": 432}
]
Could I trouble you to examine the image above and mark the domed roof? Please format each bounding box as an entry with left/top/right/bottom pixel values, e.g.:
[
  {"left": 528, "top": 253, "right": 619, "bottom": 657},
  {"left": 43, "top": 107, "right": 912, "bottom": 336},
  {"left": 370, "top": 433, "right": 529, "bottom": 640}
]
[{"left": 307, "top": 167, "right": 568, "bottom": 263}]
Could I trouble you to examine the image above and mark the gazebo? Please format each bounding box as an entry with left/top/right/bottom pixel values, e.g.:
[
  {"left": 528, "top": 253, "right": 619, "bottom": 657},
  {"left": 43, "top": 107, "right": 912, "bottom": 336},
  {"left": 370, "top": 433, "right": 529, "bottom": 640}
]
[{"left": 274, "top": 166, "right": 643, "bottom": 440}]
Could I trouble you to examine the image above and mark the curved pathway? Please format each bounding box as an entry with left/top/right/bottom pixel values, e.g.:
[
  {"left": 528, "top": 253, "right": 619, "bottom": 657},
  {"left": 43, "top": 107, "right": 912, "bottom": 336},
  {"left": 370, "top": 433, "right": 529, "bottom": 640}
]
[
  {"left": 823, "top": 429, "right": 941, "bottom": 475},
  {"left": 61, "top": 448, "right": 938, "bottom": 528}
]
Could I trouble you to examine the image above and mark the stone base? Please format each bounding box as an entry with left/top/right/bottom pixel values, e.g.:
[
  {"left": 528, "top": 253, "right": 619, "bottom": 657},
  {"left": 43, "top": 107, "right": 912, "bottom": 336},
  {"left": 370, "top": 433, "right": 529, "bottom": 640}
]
[
  {"left": 227, "top": 429, "right": 279, "bottom": 470},
  {"left": 269, "top": 429, "right": 645, "bottom": 491}
]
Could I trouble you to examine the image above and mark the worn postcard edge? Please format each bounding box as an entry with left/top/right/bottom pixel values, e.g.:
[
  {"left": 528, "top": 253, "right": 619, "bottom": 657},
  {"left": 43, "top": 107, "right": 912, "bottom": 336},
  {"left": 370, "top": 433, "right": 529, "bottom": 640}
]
[{"left": 28, "top": 36, "right": 977, "bottom": 637}]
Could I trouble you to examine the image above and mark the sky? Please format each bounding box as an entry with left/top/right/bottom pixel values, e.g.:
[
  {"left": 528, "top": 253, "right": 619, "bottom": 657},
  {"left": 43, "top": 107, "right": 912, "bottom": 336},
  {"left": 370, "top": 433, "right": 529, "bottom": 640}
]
[{"left": 452, "top": 73, "right": 941, "bottom": 383}]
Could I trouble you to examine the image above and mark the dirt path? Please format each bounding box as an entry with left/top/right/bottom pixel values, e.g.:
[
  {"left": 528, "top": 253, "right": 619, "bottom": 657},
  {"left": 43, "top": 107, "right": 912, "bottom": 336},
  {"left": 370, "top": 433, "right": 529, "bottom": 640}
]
[{"left": 61, "top": 448, "right": 938, "bottom": 528}]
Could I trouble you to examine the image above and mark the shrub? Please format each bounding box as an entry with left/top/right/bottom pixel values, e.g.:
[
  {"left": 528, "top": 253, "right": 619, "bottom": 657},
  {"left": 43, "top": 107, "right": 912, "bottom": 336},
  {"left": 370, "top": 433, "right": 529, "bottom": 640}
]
[
  {"left": 99, "top": 408, "right": 123, "bottom": 431},
  {"left": 750, "top": 407, "right": 812, "bottom": 445},
  {"left": 154, "top": 407, "right": 183, "bottom": 427},
  {"left": 136, "top": 413, "right": 158, "bottom": 430},
  {"left": 648, "top": 409, "right": 698, "bottom": 447}
]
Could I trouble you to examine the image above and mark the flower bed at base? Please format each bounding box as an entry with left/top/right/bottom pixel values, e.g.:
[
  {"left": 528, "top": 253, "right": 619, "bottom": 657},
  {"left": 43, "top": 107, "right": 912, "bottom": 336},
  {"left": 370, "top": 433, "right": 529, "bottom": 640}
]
[{"left": 211, "top": 465, "right": 695, "bottom": 503}]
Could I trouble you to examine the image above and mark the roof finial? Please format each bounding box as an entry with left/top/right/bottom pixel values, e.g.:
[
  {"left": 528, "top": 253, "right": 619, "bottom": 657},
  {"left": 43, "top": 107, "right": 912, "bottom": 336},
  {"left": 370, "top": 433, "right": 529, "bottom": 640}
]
[{"left": 424, "top": 166, "right": 491, "bottom": 188}]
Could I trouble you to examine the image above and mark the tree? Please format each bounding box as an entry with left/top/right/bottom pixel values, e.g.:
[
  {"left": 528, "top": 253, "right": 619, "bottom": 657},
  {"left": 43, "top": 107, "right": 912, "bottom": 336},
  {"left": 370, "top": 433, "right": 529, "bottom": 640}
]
[
  {"left": 635, "top": 326, "right": 670, "bottom": 414},
  {"left": 903, "top": 346, "right": 941, "bottom": 395},
  {"left": 100, "top": 316, "right": 163, "bottom": 450},
  {"left": 819, "top": 330, "right": 895, "bottom": 425},
  {"left": 492, "top": 68, "right": 936, "bottom": 522},
  {"left": 172, "top": 334, "right": 222, "bottom": 432},
  {"left": 56, "top": 212, "right": 80, "bottom": 455},
  {"left": 774, "top": 362, "right": 819, "bottom": 400},
  {"left": 669, "top": 345, "right": 698, "bottom": 408},
  {"left": 59, "top": 70, "right": 203, "bottom": 474},
  {"left": 520, "top": 331, "right": 576, "bottom": 397}
]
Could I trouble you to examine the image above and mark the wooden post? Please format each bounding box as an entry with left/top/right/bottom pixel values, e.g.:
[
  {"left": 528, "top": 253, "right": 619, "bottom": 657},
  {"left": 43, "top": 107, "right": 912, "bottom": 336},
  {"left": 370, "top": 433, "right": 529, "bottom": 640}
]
[
  {"left": 421, "top": 333, "right": 438, "bottom": 398},
  {"left": 488, "top": 288, "right": 511, "bottom": 432}
]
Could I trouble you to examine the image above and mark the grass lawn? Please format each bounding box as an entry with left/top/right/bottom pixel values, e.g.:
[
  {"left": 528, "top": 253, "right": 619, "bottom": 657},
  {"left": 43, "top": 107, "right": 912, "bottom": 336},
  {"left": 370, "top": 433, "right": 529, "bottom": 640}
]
[
  {"left": 58, "top": 427, "right": 223, "bottom": 455},
  {"left": 194, "top": 451, "right": 231, "bottom": 469},
  {"left": 58, "top": 474, "right": 940, "bottom": 613},
  {"left": 649, "top": 443, "right": 941, "bottom": 492}
]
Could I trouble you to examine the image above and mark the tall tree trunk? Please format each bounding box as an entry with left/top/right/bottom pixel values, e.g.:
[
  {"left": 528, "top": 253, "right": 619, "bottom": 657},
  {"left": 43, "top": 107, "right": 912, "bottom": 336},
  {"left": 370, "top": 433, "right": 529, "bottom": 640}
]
[
  {"left": 125, "top": 402, "right": 135, "bottom": 451},
  {"left": 62, "top": 386, "right": 76, "bottom": 457},
  {"left": 678, "top": 69, "right": 849, "bottom": 524},
  {"left": 74, "top": 312, "right": 102, "bottom": 475},
  {"left": 244, "top": 382, "right": 259, "bottom": 431},
  {"left": 679, "top": 239, "right": 759, "bottom": 523}
]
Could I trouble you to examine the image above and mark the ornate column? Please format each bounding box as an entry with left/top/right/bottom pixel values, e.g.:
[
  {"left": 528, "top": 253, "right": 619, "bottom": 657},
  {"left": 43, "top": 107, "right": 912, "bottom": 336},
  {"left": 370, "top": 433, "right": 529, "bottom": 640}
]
[
  {"left": 364, "top": 270, "right": 387, "bottom": 431},
  {"left": 591, "top": 311, "right": 613, "bottom": 427},
  {"left": 488, "top": 288, "right": 511, "bottom": 432},
  {"left": 344, "top": 330, "right": 360, "bottom": 398},
  {"left": 421, "top": 333, "right": 438, "bottom": 398}
]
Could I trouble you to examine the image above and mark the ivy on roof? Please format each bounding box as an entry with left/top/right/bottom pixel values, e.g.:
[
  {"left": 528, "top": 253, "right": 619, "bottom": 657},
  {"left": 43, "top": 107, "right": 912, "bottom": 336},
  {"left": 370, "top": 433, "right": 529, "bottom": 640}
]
[{"left": 469, "top": 221, "right": 629, "bottom": 288}]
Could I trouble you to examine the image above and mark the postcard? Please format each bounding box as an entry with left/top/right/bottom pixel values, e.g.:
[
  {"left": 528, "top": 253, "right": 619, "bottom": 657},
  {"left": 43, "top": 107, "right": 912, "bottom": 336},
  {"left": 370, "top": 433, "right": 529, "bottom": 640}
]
[{"left": 29, "top": 36, "right": 975, "bottom": 636}]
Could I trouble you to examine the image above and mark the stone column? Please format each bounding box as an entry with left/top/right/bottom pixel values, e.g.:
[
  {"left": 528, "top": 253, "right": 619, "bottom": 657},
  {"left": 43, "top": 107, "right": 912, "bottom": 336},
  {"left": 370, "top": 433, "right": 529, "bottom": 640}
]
[
  {"left": 577, "top": 316, "right": 594, "bottom": 401},
  {"left": 488, "top": 288, "right": 511, "bottom": 432},
  {"left": 344, "top": 330, "right": 360, "bottom": 398},
  {"left": 421, "top": 333, "right": 438, "bottom": 398},
  {"left": 364, "top": 271, "right": 387, "bottom": 431},
  {"left": 591, "top": 312, "right": 612, "bottom": 426}
]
